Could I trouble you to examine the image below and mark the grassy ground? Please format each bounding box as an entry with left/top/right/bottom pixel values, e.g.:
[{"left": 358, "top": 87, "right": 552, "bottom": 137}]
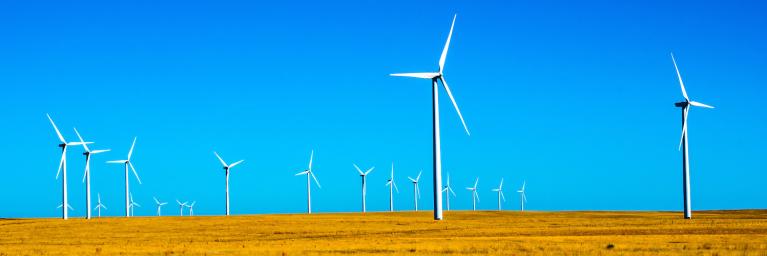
[{"left": 1, "top": 210, "right": 766, "bottom": 255}]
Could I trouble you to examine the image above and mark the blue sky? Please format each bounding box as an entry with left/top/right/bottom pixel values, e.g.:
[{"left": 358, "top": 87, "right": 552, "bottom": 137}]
[{"left": 0, "top": 0, "right": 765, "bottom": 218}]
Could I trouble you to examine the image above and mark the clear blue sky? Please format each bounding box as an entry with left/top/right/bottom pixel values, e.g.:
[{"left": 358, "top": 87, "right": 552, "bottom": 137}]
[{"left": 0, "top": 0, "right": 765, "bottom": 218}]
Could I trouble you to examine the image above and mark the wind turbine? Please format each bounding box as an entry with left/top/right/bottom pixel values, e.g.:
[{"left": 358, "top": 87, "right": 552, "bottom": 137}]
[
  {"left": 47, "top": 114, "right": 91, "bottom": 220},
  {"left": 407, "top": 171, "right": 422, "bottom": 211},
  {"left": 390, "top": 14, "right": 470, "bottom": 221},
  {"left": 94, "top": 193, "right": 107, "bottom": 218},
  {"left": 129, "top": 193, "right": 140, "bottom": 217},
  {"left": 441, "top": 173, "right": 456, "bottom": 211},
  {"left": 353, "top": 164, "right": 374, "bottom": 213},
  {"left": 517, "top": 181, "right": 527, "bottom": 211},
  {"left": 187, "top": 201, "right": 196, "bottom": 216},
  {"left": 671, "top": 53, "right": 715, "bottom": 219},
  {"left": 491, "top": 178, "right": 505, "bottom": 211},
  {"left": 176, "top": 200, "right": 188, "bottom": 216},
  {"left": 107, "top": 137, "right": 142, "bottom": 217},
  {"left": 385, "top": 162, "right": 399, "bottom": 212},
  {"left": 73, "top": 128, "right": 110, "bottom": 220},
  {"left": 214, "top": 152, "right": 244, "bottom": 216},
  {"left": 153, "top": 197, "right": 167, "bottom": 216},
  {"left": 295, "top": 150, "right": 320, "bottom": 214},
  {"left": 466, "top": 178, "right": 479, "bottom": 211},
  {"left": 57, "top": 203, "right": 74, "bottom": 212}
]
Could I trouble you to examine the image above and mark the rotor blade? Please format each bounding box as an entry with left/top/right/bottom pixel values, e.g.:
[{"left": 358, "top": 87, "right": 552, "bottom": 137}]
[
  {"left": 522, "top": 181, "right": 526, "bottom": 191},
  {"left": 129, "top": 162, "right": 142, "bottom": 184},
  {"left": 308, "top": 150, "right": 314, "bottom": 171},
  {"left": 127, "top": 137, "right": 137, "bottom": 160},
  {"left": 449, "top": 187, "right": 456, "bottom": 197},
  {"left": 689, "top": 101, "right": 714, "bottom": 109},
  {"left": 408, "top": 177, "right": 417, "bottom": 183},
  {"left": 82, "top": 158, "right": 89, "bottom": 183},
  {"left": 56, "top": 151, "right": 65, "bottom": 179},
  {"left": 678, "top": 107, "right": 689, "bottom": 151},
  {"left": 73, "top": 127, "right": 90, "bottom": 152},
  {"left": 416, "top": 171, "right": 422, "bottom": 181},
  {"left": 214, "top": 151, "right": 227, "bottom": 167},
  {"left": 364, "top": 167, "right": 374, "bottom": 176},
  {"left": 229, "top": 160, "right": 244, "bottom": 169},
  {"left": 295, "top": 170, "right": 309, "bottom": 176},
  {"left": 440, "top": 76, "right": 470, "bottom": 136},
  {"left": 154, "top": 197, "right": 160, "bottom": 204},
  {"left": 353, "top": 163, "right": 364, "bottom": 175},
  {"left": 107, "top": 160, "right": 127, "bottom": 164},
  {"left": 311, "top": 171, "right": 321, "bottom": 188},
  {"left": 523, "top": 193, "right": 528, "bottom": 203},
  {"left": 499, "top": 178, "right": 504, "bottom": 189},
  {"left": 671, "top": 53, "right": 689, "bottom": 101},
  {"left": 473, "top": 178, "right": 479, "bottom": 189},
  {"left": 491, "top": 188, "right": 499, "bottom": 192},
  {"left": 390, "top": 72, "right": 439, "bottom": 79},
  {"left": 46, "top": 114, "right": 66, "bottom": 143},
  {"left": 475, "top": 191, "right": 480, "bottom": 202},
  {"left": 439, "top": 14, "right": 457, "bottom": 72},
  {"left": 102, "top": 204, "right": 107, "bottom": 209},
  {"left": 416, "top": 185, "right": 420, "bottom": 198},
  {"left": 91, "top": 149, "right": 111, "bottom": 154},
  {"left": 393, "top": 181, "right": 399, "bottom": 193},
  {"left": 501, "top": 191, "right": 506, "bottom": 202}
]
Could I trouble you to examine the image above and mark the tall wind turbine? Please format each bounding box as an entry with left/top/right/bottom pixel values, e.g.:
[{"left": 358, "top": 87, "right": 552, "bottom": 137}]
[
  {"left": 441, "top": 173, "right": 456, "bottom": 211},
  {"left": 466, "top": 178, "right": 479, "bottom": 211},
  {"left": 94, "top": 193, "right": 107, "bottom": 218},
  {"left": 385, "top": 162, "right": 399, "bottom": 212},
  {"left": 491, "top": 178, "right": 505, "bottom": 211},
  {"left": 671, "top": 53, "right": 715, "bottom": 219},
  {"left": 73, "top": 128, "right": 110, "bottom": 220},
  {"left": 517, "top": 181, "right": 527, "bottom": 211},
  {"left": 390, "top": 14, "right": 470, "bottom": 221},
  {"left": 47, "top": 114, "right": 90, "bottom": 220},
  {"left": 153, "top": 197, "right": 167, "bottom": 216},
  {"left": 295, "top": 150, "right": 321, "bottom": 214},
  {"left": 107, "top": 137, "right": 142, "bottom": 217},
  {"left": 176, "top": 200, "right": 188, "bottom": 216},
  {"left": 129, "top": 193, "right": 140, "bottom": 217},
  {"left": 187, "top": 201, "right": 196, "bottom": 216},
  {"left": 353, "top": 164, "right": 374, "bottom": 213},
  {"left": 407, "top": 171, "right": 422, "bottom": 211},
  {"left": 214, "top": 152, "right": 244, "bottom": 216}
]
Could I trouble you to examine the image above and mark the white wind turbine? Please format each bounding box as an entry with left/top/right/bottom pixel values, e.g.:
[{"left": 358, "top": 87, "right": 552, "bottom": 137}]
[
  {"left": 390, "top": 14, "right": 470, "bottom": 221},
  {"left": 73, "top": 128, "right": 110, "bottom": 220},
  {"left": 187, "top": 201, "right": 196, "bottom": 216},
  {"left": 214, "top": 152, "right": 244, "bottom": 216},
  {"left": 441, "top": 173, "right": 456, "bottom": 211},
  {"left": 47, "top": 114, "right": 91, "bottom": 220},
  {"left": 407, "top": 171, "right": 422, "bottom": 211},
  {"left": 353, "top": 164, "right": 375, "bottom": 213},
  {"left": 491, "top": 178, "right": 505, "bottom": 211},
  {"left": 385, "top": 162, "right": 399, "bottom": 212},
  {"left": 176, "top": 200, "right": 188, "bottom": 216},
  {"left": 57, "top": 203, "right": 74, "bottom": 212},
  {"left": 129, "top": 193, "right": 140, "bottom": 217},
  {"left": 671, "top": 53, "right": 715, "bottom": 219},
  {"left": 94, "top": 193, "right": 107, "bottom": 218},
  {"left": 107, "top": 137, "right": 142, "bottom": 217},
  {"left": 466, "top": 178, "right": 479, "bottom": 211},
  {"left": 153, "top": 197, "right": 167, "bottom": 216},
  {"left": 517, "top": 181, "right": 527, "bottom": 211},
  {"left": 295, "top": 150, "right": 320, "bottom": 214}
]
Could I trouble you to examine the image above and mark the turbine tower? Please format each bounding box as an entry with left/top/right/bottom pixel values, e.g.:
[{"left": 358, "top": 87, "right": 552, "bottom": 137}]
[
  {"left": 94, "top": 193, "right": 107, "bottom": 218},
  {"left": 517, "top": 181, "right": 527, "bottom": 211},
  {"left": 466, "top": 178, "right": 479, "bottom": 211},
  {"left": 385, "top": 162, "right": 399, "bottom": 212},
  {"left": 153, "top": 197, "right": 167, "bottom": 216},
  {"left": 671, "top": 53, "right": 715, "bottom": 219},
  {"left": 47, "top": 114, "right": 90, "bottom": 220},
  {"left": 491, "top": 178, "right": 505, "bottom": 211},
  {"left": 295, "top": 150, "right": 320, "bottom": 214},
  {"left": 73, "top": 128, "right": 110, "bottom": 220},
  {"left": 353, "top": 164, "right": 375, "bottom": 213},
  {"left": 107, "top": 137, "right": 142, "bottom": 217},
  {"left": 176, "top": 200, "right": 188, "bottom": 216},
  {"left": 128, "top": 193, "right": 140, "bottom": 217},
  {"left": 407, "top": 171, "right": 422, "bottom": 211},
  {"left": 390, "top": 14, "right": 470, "bottom": 221},
  {"left": 214, "top": 151, "right": 244, "bottom": 216},
  {"left": 441, "top": 173, "right": 456, "bottom": 211}
]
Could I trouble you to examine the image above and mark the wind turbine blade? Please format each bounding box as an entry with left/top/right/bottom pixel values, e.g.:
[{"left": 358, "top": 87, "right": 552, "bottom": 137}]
[
  {"left": 353, "top": 163, "right": 364, "bottom": 175},
  {"left": 416, "top": 171, "right": 422, "bottom": 181},
  {"left": 229, "top": 160, "right": 244, "bottom": 169},
  {"left": 522, "top": 181, "right": 526, "bottom": 191},
  {"left": 102, "top": 204, "right": 107, "bottom": 209},
  {"left": 91, "top": 149, "right": 111, "bottom": 154},
  {"left": 129, "top": 162, "right": 142, "bottom": 184},
  {"left": 214, "top": 151, "right": 227, "bottom": 167},
  {"left": 308, "top": 150, "right": 314, "bottom": 171},
  {"left": 499, "top": 178, "right": 504, "bottom": 189},
  {"left": 56, "top": 152, "right": 65, "bottom": 179},
  {"left": 311, "top": 172, "right": 321, "bottom": 188},
  {"left": 390, "top": 72, "right": 439, "bottom": 79},
  {"left": 671, "top": 53, "right": 689, "bottom": 101},
  {"left": 393, "top": 181, "right": 400, "bottom": 193},
  {"left": 523, "top": 193, "right": 528, "bottom": 203},
  {"left": 449, "top": 187, "right": 456, "bottom": 197},
  {"left": 678, "top": 107, "right": 689, "bottom": 151},
  {"left": 439, "top": 76, "right": 470, "bottom": 136},
  {"left": 82, "top": 159, "right": 89, "bottom": 183},
  {"left": 689, "top": 101, "right": 715, "bottom": 109},
  {"left": 127, "top": 137, "right": 137, "bottom": 160},
  {"left": 73, "top": 127, "right": 90, "bottom": 152},
  {"left": 501, "top": 191, "right": 506, "bottom": 202},
  {"left": 439, "top": 14, "right": 456, "bottom": 73},
  {"left": 473, "top": 178, "right": 479, "bottom": 189},
  {"left": 46, "top": 114, "right": 66, "bottom": 143},
  {"left": 364, "top": 167, "right": 374, "bottom": 176},
  {"left": 106, "top": 160, "right": 127, "bottom": 164},
  {"left": 295, "top": 171, "right": 309, "bottom": 176},
  {"left": 416, "top": 186, "right": 421, "bottom": 199},
  {"left": 154, "top": 197, "right": 160, "bottom": 204},
  {"left": 408, "top": 177, "right": 417, "bottom": 183},
  {"left": 475, "top": 191, "right": 480, "bottom": 202}
]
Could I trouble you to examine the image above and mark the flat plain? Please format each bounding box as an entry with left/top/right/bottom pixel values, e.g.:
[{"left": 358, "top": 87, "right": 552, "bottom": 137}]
[{"left": 1, "top": 210, "right": 766, "bottom": 255}]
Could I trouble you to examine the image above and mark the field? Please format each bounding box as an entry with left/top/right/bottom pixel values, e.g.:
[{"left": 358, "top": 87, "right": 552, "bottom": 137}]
[{"left": 1, "top": 210, "right": 766, "bottom": 255}]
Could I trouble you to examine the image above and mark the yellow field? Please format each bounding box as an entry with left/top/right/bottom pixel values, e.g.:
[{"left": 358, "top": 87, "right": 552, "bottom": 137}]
[{"left": 1, "top": 210, "right": 766, "bottom": 255}]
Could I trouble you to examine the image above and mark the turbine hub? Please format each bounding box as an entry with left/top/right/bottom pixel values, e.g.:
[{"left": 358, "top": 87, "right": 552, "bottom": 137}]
[{"left": 675, "top": 101, "right": 689, "bottom": 108}]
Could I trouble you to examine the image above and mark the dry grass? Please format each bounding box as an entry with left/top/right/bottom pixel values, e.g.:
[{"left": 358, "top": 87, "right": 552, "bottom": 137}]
[{"left": 1, "top": 210, "right": 766, "bottom": 255}]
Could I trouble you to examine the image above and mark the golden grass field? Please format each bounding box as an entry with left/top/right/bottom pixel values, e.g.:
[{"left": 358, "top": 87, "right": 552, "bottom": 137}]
[{"left": 1, "top": 210, "right": 766, "bottom": 255}]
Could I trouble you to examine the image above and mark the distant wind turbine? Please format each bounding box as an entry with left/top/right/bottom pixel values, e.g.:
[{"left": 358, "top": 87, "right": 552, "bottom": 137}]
[
  {"left": 57, "top": 203, "right": 74, "bottom": 212},
  {"left": 517, "top": 181, "right": 527, "bottom": 211},
  {"left": 390, "top": 14, "right": 470, "bottom": 221},
  {"left": 73, "top": 128, "right": 110, "bottom": 220},
  {"left": 129, "top": 193, "right": 140, "bottom": 217},
  {"left": 153, "top": 197, "right": 167, "bottom": 216},
  {"left": 441, "top": 173, "right": 456, "bottom": 211},
  {"left": 47, "top": 114, "right": 91, "bottom": 220},
  {"left": 295, "top": 150, "right": 320, "bottom": 214},
  {"left": 466, "top": 178, "right": 479, "bottom": 211},
  {"left": 176, "top": 200, "right": 188, "bottom": 216},
  {"left": 187, "top": 201, "right": 196, "bottom": 216},
  {"left": 671, "top": 53, "right": 715, "bottom": 219},
  {"left": 491, "top": 178, "right": 505, "bottom": 211},
  {"left": 407, "top": 171, "right": 423, "bottom": 211},
  {"left": 385, "top": 162, "right": 399, "bottom": 212},
  {"left": 94, "top": 193, "right": 106, "bottom": 218},
  {"left": 107, "top": 137, "right": 142, "bottom": 217},
  {"left": 353, "top": 164, "right": 374, "bottom": 213},
  {"left": 214, "top": 151, "right": 244, "bottom": 216}
]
